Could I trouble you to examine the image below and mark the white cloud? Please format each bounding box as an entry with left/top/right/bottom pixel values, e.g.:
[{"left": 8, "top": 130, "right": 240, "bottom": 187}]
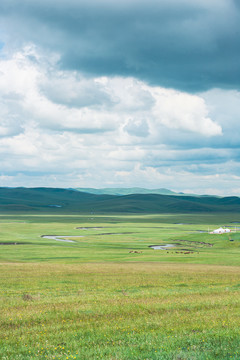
[
  {"left": 0, "top": 46, "right": 223, "bottom": 137},
  {"left": 150, "top": 87, "right": 222, "bottom": 137}
]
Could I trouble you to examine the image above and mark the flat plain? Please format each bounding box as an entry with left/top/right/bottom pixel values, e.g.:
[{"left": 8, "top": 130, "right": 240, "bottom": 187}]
[{"left": 1, "top": 213, "right": 240, "bottom": 359}]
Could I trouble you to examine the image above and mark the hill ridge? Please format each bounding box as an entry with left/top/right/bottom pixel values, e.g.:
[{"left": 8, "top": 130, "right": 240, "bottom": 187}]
[
  {"left": 74, "top": 187, "right": 183, "bottom": 196},
  {"left": 0, "top": 187, "right": 239, "bottom": 213}
]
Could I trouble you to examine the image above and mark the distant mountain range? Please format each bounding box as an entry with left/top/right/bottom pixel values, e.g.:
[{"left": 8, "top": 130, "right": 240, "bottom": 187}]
[
  {"left": 75, "top": 187, "right": 184, "bottom": 196},
  {"left": 0, "top": 187, "right": 239, "bottom": 213}
]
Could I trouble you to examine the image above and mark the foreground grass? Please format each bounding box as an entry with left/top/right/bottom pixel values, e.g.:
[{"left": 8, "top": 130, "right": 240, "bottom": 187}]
[
  {"left": 1, "top": 213, "right": 240, "bottom": 359},
  {"left": 1, "top": 263, "right": 240, "bottom": 360}
]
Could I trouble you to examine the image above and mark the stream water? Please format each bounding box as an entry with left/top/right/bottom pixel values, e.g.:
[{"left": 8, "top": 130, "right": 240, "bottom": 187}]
[
  {"left": 41, "top": 235, "right": 84, "bottom": 243},
  {"left": 149, "top": 244, "right": 175, "bottom": 250}
]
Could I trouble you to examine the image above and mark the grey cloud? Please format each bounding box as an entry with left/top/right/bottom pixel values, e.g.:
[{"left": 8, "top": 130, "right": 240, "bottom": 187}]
[
  {"left": 0, "top": 120, "right": 23, "bottom": 138},
  {"left": 2, "top": 92, "right": 24, "bottom": 101},
  {"left": 123, "top": 118, "right": 149, "bottom": 137},
  {"left": 0, "top": 0, "right": 239, "bottom": 92},
  {"left": 0, "top": 94, "right": 25, "bottom": 137},
  {"left": 200, "top": 89, "right": 240, "bottom": 149},
  {"left": 41, "top": 76, "right": 113, "bottom": 109}
]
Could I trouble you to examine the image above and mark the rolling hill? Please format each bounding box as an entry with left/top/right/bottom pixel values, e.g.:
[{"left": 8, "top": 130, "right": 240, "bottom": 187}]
[{"left": 0, "top": 187, "right": 240, "bottom": 213}]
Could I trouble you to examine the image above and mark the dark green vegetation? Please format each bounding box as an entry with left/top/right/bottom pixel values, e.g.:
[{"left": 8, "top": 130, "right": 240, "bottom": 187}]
[
  {"left": 1, "top": 212, "right": 240, "bottom": 359},
  {"left": 0, "top": 187, "right": 239, "bottom": 213}
]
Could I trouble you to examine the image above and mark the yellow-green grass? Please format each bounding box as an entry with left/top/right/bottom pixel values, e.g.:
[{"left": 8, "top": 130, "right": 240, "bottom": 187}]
[{"left": 1, "top": 213, "right": 240, "bottom": 359}]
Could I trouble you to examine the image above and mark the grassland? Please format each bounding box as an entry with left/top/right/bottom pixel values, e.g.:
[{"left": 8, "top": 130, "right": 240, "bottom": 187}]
[{"left": 1, "top": 213, "right": 240, "bottom": 359}]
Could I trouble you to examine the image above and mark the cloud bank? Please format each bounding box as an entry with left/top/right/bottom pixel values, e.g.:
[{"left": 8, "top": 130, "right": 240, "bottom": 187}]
[{"left": 0, "top": 0, "right": 240, "bottom": 92}]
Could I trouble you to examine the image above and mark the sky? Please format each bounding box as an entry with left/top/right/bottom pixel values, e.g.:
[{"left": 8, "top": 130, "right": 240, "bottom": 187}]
[{"left": 0, "top": 0, "right": 240, "bottom": 195}]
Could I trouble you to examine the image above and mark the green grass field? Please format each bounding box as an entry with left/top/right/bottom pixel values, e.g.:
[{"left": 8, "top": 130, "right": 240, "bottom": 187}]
[{"left": 1, "top": 213, "right": 240, "bottom": 359}]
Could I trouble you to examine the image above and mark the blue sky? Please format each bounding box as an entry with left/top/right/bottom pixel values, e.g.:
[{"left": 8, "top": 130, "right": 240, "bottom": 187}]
[{"left": 0, "top": 0, "right": 240, "bottom": 195}]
